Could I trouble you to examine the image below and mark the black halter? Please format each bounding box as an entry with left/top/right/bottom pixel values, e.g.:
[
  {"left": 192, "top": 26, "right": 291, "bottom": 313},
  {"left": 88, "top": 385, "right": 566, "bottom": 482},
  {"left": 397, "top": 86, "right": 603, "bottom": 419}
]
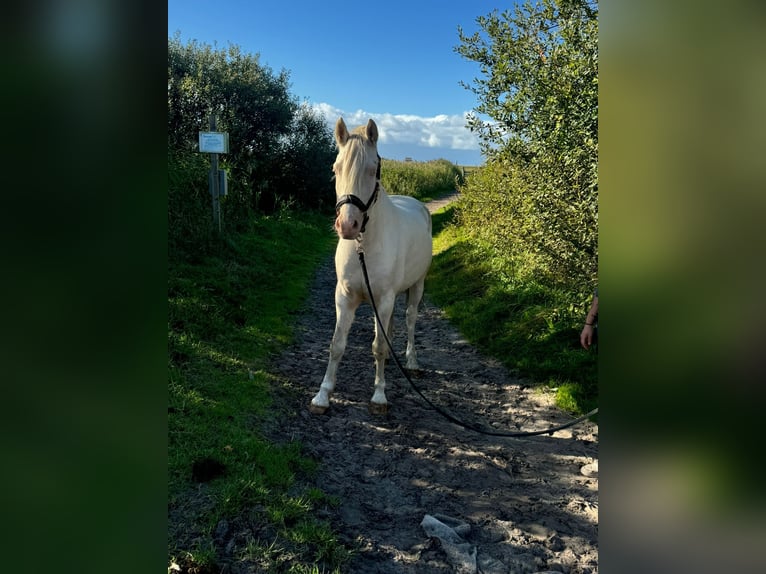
[{"left": 334, "top": 154, "right": 381, "bottom": 234}]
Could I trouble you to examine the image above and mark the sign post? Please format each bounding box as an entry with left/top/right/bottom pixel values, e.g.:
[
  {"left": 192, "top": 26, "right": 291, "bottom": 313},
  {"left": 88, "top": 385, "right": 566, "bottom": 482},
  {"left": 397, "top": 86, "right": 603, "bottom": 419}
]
[{"left": 199, "top": 115, "right": 229, "bottom": 233}]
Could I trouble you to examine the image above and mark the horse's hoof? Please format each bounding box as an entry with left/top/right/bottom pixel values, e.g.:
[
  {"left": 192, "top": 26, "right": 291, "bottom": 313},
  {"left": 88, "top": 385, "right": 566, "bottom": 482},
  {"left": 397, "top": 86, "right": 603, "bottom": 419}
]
[
  {"left": 368, "top": 401, "right": 389, "bottom": 416},
  {"left": 309, "top": 403, "right": 328, "bottom": 415}
]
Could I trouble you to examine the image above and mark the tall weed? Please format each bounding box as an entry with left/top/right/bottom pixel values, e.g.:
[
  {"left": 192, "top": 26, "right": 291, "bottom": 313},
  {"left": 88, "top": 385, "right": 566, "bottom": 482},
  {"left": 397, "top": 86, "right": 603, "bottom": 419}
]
[{"left": 381, "top": 158, "right": 464, "bottom": 202}]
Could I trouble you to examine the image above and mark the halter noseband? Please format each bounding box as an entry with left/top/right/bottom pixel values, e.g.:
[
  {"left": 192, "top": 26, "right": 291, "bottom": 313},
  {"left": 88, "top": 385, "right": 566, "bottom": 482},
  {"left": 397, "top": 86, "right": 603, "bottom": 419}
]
[{"left": 335, "top": 154, "right": 381, "bottom": 234}]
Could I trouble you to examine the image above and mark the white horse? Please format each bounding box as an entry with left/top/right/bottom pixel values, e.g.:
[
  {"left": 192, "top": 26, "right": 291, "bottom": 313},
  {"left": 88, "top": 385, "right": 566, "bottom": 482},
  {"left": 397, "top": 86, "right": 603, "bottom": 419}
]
[{"left": 310, "top": 118, "right": 432, "bottom": 415}]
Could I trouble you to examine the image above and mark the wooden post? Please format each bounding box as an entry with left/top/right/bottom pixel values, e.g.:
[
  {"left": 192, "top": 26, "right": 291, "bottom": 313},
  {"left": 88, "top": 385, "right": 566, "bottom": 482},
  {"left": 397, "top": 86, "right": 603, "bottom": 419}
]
[{"left": 209, "top": 114, "right": 222, "bottom": 233}]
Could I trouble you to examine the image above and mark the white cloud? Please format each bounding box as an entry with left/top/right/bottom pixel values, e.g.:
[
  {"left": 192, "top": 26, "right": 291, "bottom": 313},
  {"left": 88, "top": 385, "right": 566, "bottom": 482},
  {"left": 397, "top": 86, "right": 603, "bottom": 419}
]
[{"left": 310, "top": 103, "right": 480, "bottom": 151}]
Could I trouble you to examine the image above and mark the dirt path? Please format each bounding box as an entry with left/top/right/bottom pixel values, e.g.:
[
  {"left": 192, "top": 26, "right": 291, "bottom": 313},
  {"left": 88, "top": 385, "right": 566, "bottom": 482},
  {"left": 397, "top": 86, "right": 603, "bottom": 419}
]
[
  {"left": 423, "top": 191, "right": 461, "bottom": 213},
  {"left": 268, "top": 195, "right": 598, "bottom": 573}
]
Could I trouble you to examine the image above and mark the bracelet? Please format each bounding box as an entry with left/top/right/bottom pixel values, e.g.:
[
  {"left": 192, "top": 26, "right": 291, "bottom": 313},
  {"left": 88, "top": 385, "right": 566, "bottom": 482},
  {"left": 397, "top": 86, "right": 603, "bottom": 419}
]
[{"left": 585, "top": 322, "right": 594, "bottom": 326}]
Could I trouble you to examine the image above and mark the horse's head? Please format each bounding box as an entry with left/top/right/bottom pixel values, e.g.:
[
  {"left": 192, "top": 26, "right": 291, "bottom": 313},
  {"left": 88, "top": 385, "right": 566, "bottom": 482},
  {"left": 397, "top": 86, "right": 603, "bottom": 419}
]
[{"left": 333, "top": 117, "right": 381, "bottom": 240}]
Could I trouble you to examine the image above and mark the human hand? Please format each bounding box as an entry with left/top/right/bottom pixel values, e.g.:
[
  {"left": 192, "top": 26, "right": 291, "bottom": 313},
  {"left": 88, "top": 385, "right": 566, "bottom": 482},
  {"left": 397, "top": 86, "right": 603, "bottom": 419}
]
[{"left": 580, "top": 324, "right": 595, "bottom": 350}]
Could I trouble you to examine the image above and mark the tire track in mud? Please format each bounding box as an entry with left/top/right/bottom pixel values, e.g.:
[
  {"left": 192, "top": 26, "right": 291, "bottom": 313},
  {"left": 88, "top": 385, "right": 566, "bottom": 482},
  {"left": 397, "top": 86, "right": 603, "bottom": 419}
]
[{"left": 267, "top": 194, "right": 599, "bottom": 573}]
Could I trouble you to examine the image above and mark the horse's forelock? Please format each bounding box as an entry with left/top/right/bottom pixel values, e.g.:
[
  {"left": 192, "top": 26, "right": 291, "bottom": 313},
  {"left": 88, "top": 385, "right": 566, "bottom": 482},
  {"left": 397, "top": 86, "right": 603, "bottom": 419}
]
[
  {"left": 350, "top": 124, "right": 369, "bottom": 138},
  {"left": 337, "top": 134, "right": 375, "bottom": 194}
]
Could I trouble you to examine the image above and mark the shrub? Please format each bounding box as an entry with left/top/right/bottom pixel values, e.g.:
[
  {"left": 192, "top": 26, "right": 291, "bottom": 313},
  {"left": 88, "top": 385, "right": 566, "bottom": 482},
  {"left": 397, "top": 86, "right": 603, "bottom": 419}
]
[
  {"left": 455, "top": 0, "right": 598, "bottom": 297},
  {"left": 168, "top": 35, "right": 336, "bottom": 254}
]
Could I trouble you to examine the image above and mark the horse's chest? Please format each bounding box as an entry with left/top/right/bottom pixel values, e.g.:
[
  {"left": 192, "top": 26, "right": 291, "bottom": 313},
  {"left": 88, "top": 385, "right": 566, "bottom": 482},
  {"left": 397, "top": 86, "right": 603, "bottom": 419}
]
[{"left": 337, "top": 261, "right": 393, "bottom": 299}]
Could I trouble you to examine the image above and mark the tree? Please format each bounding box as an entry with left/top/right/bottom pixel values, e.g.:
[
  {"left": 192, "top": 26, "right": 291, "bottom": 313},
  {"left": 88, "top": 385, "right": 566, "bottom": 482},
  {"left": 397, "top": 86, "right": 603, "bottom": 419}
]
[
  {"left": 273, "top": 103, "right": 338, "bottom": 212},
  {"left": 167, "top": 35, "right": 336, "bottom": 250},
  {"left": 168, "top": 35, "right": 296, "bottom": 216},
  {"left": 455, "top": 0, "right": 598, "bottom": 292}
]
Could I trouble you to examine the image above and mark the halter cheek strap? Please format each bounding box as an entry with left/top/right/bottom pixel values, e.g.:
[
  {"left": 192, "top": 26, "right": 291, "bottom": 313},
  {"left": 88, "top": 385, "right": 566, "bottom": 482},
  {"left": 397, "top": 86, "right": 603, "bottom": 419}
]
[{"left": 334, "top": 154, "right": 381, "bottom": 234}]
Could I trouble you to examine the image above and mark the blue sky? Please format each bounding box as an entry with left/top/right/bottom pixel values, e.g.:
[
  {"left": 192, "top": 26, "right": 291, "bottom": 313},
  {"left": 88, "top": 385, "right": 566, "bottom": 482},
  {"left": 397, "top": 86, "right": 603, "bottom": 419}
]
[{"left": 168, "top": 0, "right": 515, "bottom": 165}]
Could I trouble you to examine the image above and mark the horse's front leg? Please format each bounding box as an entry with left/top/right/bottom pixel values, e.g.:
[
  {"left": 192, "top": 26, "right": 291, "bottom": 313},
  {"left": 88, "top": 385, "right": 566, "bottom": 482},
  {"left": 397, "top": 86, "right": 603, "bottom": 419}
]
[
  {"left": 370, "top": 291, "right": 396, "bottom": 415},
  {"left": 310, "top": 288, "right": 358, "bottom": 414}
]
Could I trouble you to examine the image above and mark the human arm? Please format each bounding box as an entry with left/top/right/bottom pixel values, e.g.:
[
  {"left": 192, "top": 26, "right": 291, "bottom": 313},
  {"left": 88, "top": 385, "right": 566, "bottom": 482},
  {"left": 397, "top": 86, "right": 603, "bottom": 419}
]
[{"left": 580, "top": 293, "right": 599, "bottom": 350}]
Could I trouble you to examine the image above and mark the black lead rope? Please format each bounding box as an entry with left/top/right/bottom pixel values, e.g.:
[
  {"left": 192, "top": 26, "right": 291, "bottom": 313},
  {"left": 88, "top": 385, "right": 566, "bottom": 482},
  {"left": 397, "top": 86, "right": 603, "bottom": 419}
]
[{"left": 357, "top": 249, "right": 598, "bottom": 438}]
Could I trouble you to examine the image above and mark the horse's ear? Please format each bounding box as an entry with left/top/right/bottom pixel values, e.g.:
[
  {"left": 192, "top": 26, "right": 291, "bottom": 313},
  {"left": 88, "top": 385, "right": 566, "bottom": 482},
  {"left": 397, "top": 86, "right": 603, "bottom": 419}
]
[
  {"left": 366, "top": 119, "right": 378, "bottom": 144},
  {"left": 335, "top": 117, "right": 349, "bottom": 146}
]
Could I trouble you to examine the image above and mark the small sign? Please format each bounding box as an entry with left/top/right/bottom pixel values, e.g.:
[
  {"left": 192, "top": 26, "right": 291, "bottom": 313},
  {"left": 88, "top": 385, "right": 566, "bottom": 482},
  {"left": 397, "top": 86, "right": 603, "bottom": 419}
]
[{"left": 199, "top": 131, "right": 229, "bottom": 153}]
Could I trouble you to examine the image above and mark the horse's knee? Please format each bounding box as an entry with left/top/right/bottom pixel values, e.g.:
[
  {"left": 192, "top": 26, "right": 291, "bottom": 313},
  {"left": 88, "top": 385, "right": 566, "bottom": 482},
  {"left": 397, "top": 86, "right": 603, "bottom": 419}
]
[
  {"left": 329, "top": 335, "right": 347, "bottom": 360},
  {"left": 406, "top": 306, "right": 418, "bottom": 326},
  {"left": 372, "top": 337, "right": 389, "bottom": 360},
  {"left": 329, "top": 345, "right": 343, "bottom": 362}
]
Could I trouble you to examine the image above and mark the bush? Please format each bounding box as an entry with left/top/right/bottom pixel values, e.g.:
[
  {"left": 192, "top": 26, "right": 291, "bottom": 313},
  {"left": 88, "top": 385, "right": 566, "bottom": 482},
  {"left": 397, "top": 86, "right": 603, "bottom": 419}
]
[
  {"left": 168, "top": 148, "right": 217, "bottom": 259},
  {"left": 455, "top": 0, "right": 598, "bottom": 297},
  {"left": 168, "top": 36, "right": 336, "bottom": 254},
  {"left": 456, "top": 155, "right": 596, "bottom": 300}
]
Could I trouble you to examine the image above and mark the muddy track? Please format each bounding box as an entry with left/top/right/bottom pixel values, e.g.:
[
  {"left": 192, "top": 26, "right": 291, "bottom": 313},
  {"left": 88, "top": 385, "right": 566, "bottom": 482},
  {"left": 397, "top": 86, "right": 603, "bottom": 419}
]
[{"left": 267, "top": 195, "right": 598, "bottom": 573}]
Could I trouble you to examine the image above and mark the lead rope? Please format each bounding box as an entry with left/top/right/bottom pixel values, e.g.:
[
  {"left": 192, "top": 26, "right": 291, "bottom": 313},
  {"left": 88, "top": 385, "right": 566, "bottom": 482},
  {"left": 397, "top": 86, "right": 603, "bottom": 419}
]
[{"left": 357, "top": 246, "right": 598, "bottom": 438}]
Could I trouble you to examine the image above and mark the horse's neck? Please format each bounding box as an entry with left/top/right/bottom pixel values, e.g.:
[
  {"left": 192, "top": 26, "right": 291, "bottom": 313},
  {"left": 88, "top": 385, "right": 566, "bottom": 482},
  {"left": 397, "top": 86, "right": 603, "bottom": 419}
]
[{"left": 363, "top": 186, "right": 394, "bottom": 241}]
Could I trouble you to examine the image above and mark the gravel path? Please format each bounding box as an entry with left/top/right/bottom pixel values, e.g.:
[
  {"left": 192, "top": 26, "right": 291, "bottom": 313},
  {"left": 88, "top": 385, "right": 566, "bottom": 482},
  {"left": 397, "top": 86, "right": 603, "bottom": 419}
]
[{"left": 267, "top": 194, "right": 599, "bottom": 573}]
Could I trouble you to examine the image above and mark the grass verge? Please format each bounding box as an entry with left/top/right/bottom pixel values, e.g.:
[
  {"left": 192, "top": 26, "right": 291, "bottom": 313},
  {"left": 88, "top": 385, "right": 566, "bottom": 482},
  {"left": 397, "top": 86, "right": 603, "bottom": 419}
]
[
  {"left": 168, "top": 211, "right": 352, "bottom": 573},
  {"left": 427, "top": 205, "right": 597, "bottom": 416}
]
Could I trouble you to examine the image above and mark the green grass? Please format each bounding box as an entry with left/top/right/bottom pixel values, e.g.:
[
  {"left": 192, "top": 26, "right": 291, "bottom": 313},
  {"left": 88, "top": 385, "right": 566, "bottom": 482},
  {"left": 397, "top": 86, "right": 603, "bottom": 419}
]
[
  {"left": 426, "top": 205, "right": 597, "bottom": 416},
  {"left": 168, "top": 211, "right": 352, "bottom": 573}
]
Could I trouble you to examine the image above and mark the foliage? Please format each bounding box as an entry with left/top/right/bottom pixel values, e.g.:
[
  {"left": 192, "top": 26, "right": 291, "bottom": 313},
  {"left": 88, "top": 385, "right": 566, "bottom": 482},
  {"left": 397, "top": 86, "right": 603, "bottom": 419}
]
[
  {"left": 168, "top": 212, "right": 349, "bottom": 573},
  {"left": 168, "top": 147, "right": 216, "bottom": 259},
  {"left": 380, "top": 158, "right": 464, "bottom": 202},
  {"left": 167, "top": 35, "right": 294, "bottom": 158},
  {"left": 455, "top": 0, "right": 598, "bottom": 297},
  {"left": 271, "top": 104, "right": 338, "bottom": 214},
  {"left": 428, "top": 206, "right": 597, "bottom": 414},
  {"left": 168, "top": 35, "right": 336, "bottom": 253}
]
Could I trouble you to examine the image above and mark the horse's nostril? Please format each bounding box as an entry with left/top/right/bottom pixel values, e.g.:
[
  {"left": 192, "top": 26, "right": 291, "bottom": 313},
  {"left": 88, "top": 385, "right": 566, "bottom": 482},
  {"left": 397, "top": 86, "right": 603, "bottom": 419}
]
[{"left": 353, "top": 221, "right": 358, "bottom": 229}]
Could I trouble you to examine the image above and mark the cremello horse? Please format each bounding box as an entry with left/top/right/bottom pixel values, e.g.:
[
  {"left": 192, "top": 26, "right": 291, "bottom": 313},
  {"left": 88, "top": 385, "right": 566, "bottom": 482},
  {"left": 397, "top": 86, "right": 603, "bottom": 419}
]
[{"left": 310, "top": 118, "right": 432, "bottom": 415}]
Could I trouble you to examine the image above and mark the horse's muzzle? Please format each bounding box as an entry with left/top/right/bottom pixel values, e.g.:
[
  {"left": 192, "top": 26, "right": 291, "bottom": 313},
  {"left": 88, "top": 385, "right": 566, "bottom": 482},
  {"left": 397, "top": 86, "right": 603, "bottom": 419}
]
[{"left": 335, "top": 212, "right": 361, "bottom": 240}]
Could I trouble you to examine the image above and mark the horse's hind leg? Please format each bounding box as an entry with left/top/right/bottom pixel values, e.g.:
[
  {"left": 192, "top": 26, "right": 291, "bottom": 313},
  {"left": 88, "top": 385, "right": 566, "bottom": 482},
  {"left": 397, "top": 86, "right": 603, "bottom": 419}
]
[
  {"left": 405, "top": 277, "right": 425, "bottom": 370},
  {"left": 310, "top": 289, "right": 358, "bottom": 414}
]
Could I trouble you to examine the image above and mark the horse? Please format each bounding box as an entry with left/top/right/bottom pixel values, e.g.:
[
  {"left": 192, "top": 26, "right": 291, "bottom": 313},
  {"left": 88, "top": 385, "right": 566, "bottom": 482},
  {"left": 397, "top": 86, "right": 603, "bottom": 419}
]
[{"left": 309, "top": 118, "right": 433, "bottom": 415}]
